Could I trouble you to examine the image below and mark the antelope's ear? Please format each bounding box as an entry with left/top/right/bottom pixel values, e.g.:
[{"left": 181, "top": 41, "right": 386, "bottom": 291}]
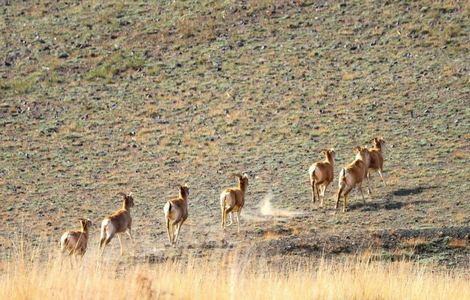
[
  {"left": 242, "top": 173, "right": 249, "bottom": 179},
  {"left": 128, "top": 192, "right": 133, "bottom": 197},
  {"left": 354, "top": 146, "right": 361, "bottom": 151},
  {"left": 330, "top": 148, "right": 335, "bottom": 153}
]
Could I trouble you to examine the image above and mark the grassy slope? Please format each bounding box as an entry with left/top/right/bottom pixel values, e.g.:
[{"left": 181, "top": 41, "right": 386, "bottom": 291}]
[{"left": 0, "top": 1, "right": 469, "bottom": 262}]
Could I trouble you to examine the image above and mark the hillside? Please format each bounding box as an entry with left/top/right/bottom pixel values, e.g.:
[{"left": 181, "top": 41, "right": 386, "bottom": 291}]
[{"left": 1, "top": 1, "right": 469, "bottom": 265}]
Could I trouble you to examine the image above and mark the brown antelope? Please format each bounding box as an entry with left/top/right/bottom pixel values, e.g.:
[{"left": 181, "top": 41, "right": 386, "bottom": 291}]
[
  {"left": 367, "top": 137, "right": 387, "bottom": 193},
  {"left": 309, "top": 148, "right": 335, "bottom": 207},
  {"left": 220, "top": 173, "right": 248, "bottom": 232},
  {"left": 60, "top": 218, "right": 92, "bottom": 256},
  {"left": 163, "top": 185, "right": 189, "bottom": 246},
  {"left": 336, "top": 146, "right": 371, "bottom": 212},
  {"left": 99, "top": 192, "right": 134, "bottom": 256}
]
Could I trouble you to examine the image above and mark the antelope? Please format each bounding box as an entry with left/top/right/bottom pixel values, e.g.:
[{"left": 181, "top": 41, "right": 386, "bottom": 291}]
[
  {"left": 308, "top": 148, "right": 335, "bottom": 208},
  {"left": 220, "top": 173, "right": 248, "bottom": 232},
  {"left": 60, "top": 218, "right": 92, "bottom": 256},
  {"left": 163, "top": 185, "right": 189, "bottom": 246},
  {"left": 99, "top": 192, "right": 134, "bottom": 256},
  {"left": 336, "top": 146, "right": 371, "bottom": 212},
  {"left": 367, "top": 137, "right": 387, "bottom": 193}
]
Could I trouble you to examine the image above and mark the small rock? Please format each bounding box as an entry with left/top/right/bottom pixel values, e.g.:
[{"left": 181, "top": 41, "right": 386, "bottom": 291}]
[
  {"left": 119, "top": 19, "right": 130, "bottom": 26},
  {"left": 58, "top": 51, "right": 69, "bottom": 59}
]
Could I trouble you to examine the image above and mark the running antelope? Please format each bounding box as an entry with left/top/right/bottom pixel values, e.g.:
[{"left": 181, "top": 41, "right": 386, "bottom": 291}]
[
  {"left": 163, "top": 185, "right": 189, "bottom": 246},
  {"left": 309, "top": 148, "right": 335, "bottom": 208},
  {"left": 99, "top": 192, "right": 134, "bottom": 256},
  {"left": 367, "top": 137, "right": 387, "bottom": 193},
  {"left": 60, "top": 218, "right": 92, "bottom": 256},
  {"left": 336, "top": 146, "right": 371, "bottom": 212},
  {"left": 220, "top": 173, "right": 248, "bottom": 232}
]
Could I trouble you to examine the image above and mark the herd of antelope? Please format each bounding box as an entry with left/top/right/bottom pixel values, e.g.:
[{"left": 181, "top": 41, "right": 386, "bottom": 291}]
[{"left": 60, "top": 137, "right": 386, "bottom": 257}]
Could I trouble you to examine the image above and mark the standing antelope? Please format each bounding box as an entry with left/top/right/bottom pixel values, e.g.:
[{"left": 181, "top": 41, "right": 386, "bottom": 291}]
[
  {"left": 336, "top": 146, "right": 371, "bottom": 212},
  {"left": 367, "top": 137, "right": 387, "bottom": 193},
  {"left": 99, "top": 192, "right": 134, "bottom": 256},
  {"left": 309, "top": 148, "right": 335, "bottom": 208},
  {"left": 220, "top": 173, "right": 248, "bottom": 232},
  {"left": 163, "top": 185, "right": 189, "bottom": 246},
  {"left": 60, "top": 218, "right": 92, "bottom": 256}
]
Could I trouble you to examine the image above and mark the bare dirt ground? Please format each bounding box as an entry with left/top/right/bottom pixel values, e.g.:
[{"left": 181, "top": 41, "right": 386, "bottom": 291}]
[{"left": 1, "top": 1, "right": 469, "bottom": 268}]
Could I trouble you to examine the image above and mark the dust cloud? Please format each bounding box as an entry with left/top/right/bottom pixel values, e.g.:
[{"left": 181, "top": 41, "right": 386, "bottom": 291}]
[{"left": 259, "top": 191, "right": 305, "bottom": 217}]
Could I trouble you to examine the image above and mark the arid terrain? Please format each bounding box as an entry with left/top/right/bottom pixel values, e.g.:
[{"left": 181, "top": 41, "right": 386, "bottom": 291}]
[{"left": 1, "top": 0, "right": 469, "bottom": 270}]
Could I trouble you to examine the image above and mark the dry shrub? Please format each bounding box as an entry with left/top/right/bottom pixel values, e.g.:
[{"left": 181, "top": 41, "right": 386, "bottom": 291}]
[
  {"left": 402, "top": 237, "right": 429, "bottom": 249},
  {"left": 448, "top": 238, "right": 467, "bottom": 249},
  {"left": 342, "top": 72, "right": 360, "bottom": 81},
  {"left": 452, "top": 150, "right": 468, "bottom": 160},
  {"left": 263, "top": 231, "right": 281, "bottom": 240}
]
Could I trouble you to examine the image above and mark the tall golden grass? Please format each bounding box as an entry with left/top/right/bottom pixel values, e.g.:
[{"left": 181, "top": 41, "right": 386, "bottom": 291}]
[{"left": 1, "top": 240, "right": 470, "bottom": 300}]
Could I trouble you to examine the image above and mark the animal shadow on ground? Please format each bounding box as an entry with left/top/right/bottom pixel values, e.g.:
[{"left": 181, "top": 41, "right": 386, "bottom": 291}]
[
  {"left": 348, "top": 199, "right": 431, "bottom": 212},
  {"left": 392, "top": 185, "right": 438, "bottom": 197},
  {"left": 338, "top": 185, "right": 438, "bottom": 212},
  {"left": 346, "top": 185, "right": 437, "bottom": 212},
  {"left": 348, "top": 200, "right": 404, "bottom": 211}
]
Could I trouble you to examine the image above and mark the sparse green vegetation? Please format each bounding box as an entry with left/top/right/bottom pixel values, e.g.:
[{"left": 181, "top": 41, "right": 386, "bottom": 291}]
[
  {"left": 0, "top": 73, "right": 40, "bottom": 95},
  {"left": 85, "top": 52, "right": 146, "bottom": 80}
]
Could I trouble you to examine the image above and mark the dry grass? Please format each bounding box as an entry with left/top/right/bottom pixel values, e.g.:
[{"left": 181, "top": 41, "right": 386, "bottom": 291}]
[{"left": 1, "top": 245, "right": 470, "bottom": 300}]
